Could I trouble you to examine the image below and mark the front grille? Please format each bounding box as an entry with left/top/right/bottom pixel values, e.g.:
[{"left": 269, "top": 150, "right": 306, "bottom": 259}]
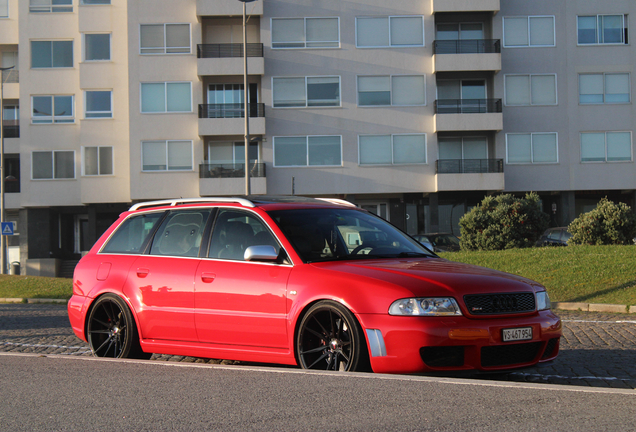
[
  {"left": 541, "top": 338, "right": 560, "bottom": 359},
  {"left": 481, "top": 342, "right": 541, "bottom": 367},
  {"left": 420, "top": 346, "right": 465, "bottom": 368},
  {"left": 464, "top": 293, "right": 535, "bottom": 315}
]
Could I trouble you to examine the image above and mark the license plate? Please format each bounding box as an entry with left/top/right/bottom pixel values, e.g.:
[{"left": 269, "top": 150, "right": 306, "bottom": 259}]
[{"left": 502, "top": 327, "right": 533, "bottom": 342}]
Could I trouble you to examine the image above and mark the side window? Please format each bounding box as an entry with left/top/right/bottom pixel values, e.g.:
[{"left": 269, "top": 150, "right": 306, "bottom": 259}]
[
  {"left": 209, "top": 210, "right": 280, "bottom": 260},
  {"left": 150, "top": 210, "right": 211, "bottom": 257},
  {"left": 101, "top": 212, "right": 164, "bottom": 254}
]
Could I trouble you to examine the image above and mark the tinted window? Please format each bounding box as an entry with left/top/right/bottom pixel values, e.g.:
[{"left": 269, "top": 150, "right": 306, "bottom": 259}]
[
  {"left": 209, "top": 210, "right": 280, "bottom": 261},
  {"left": 101, "top": 212, "right": 164, "bottom": 254},
  {"left": 150, "top": 210, "right": 211, "bottom": 257}
]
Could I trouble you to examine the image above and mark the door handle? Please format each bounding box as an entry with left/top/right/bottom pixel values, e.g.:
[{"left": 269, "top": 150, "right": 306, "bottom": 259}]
[
  {"left": 201, "top": 272, "right": 216, "bottom": 283},
  {"left": 136, "top": 268, "right": 149, "bottom": 278}
]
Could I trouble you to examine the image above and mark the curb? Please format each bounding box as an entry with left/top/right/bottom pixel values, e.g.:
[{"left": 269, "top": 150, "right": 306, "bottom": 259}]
[
  {"left": 0, "top": 298, "right": 68, "bottom": 304},
  {"left": 552, "top": 302, "right": 635, "bottom": 314}
]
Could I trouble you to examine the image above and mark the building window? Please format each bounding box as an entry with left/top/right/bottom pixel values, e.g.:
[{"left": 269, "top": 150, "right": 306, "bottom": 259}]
[
  {"left": 140, "top": 24, "right": 191, "bottom": 54},
  {"left": 504, "top": 74, "right": 557, "bottom": 106},
  {"left": 84, "top": 34, "right": 111, "bottom": 61},
  {"left": 141, "top": 82, "right": 192, "bottom": 113},
  {"left": 579, "top": 73, "right": 630, "bottom": 104},
  {"left": 581, "top": 132, "right": 632, "bottom": 162},
  {"left": 272, "top": 76, "right": 340, "bottom": 108},
  {"left": 578, "top": 15, "right": 628, "bottom": 45},
  {"left": 274, "top": 136, "right": 342, "bottom": 167},
  {"left": 359, "top": 134, "right": 426, "bottom": 165},
  {"left": 356, "top": 16, "right": 424, "bottom": 48},
  {"left": 506, "top": 133, "right": 558, "bottom": 164},
  {"left": 32, "top": 151, "right": 75, "bottom": 179},
  {"left": 83, "top": 146, "right": 113, "bottom": 175},
  {"left": 30, "top": 0, "right": 72, "bottom": 13},
  {"left": 438, "top": 137, "right": 487, "bottom": 160},
  {"left": 436, "top": 23, "right": 484, "bottom": 41},
  {"left": 503, "top": 16, "right": 555, "bottom": 47},
  {"left": 142, "top": 140, "right": 193, "bottom": 171},
  {"left": 81, "top": 0, "right": 111, "bottom": 4},
  {"left": 31, "top": 40, "right": 73, "bottom": 68},
  {"left": 85, "top": 90, "right": 112, "bottom": 118},
  {"left": 1, "top": 0, "right": 8, "bottom": 17},
  {"left": 272, "top": 17, "right": 339, "bottom": 49},
  {"left": 32, "top": 95, "right": 74, "bottom": 123},
  {"left": 358, "top": 75, "right": 426, "bottom": 106}
]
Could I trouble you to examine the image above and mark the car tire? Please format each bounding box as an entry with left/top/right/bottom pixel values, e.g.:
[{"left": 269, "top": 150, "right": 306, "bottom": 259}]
[
  {"left": 296, "top": 300, "right": 369, "bottom": 372},
  {"left": 86, "top": 294, "right": 150, "bottom": 359}
]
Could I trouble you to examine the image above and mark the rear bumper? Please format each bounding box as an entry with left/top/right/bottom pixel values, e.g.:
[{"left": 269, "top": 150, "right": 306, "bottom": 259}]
[{"left": 357, "top": 310, "right": 562, "bottom": 374}]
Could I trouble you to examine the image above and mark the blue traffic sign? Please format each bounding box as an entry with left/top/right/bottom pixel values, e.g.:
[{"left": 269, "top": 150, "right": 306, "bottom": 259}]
[{"left": 1, "top": 222, "right": 14, "bottom": 236}]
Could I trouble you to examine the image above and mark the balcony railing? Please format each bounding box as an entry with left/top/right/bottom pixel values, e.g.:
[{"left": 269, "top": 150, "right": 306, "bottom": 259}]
[
  {"left": 197, "top": 43, "right": 264, "bottom": 58},
  {"left": 2, "top": 125, "right": 19, "bottom": 138},
  {"left": 199, "top": 103, "right": 265, "bottom": 119},
  {"left": 199, "top": 163, "right": 266, "bottom": 179},
  {"left": 433, "top": 39, "right": 501, "bottom": 55},
  {"left": 435, "top": 99, "right": 502, "bottom": 114},
  {"left": 1, "top": 69, "right": 19, "bottom": 83},
  {"left": 436, "top": 159, "right": 503, "bottom": 174}
]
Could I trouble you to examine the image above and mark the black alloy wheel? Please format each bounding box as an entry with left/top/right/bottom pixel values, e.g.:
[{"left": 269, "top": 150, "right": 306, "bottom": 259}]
[
  {"left": 296, "top": 301, "right": 368, "bottom": 372},
  {"left": 87, "top": 294, "right": 149, "bottom": 359}
]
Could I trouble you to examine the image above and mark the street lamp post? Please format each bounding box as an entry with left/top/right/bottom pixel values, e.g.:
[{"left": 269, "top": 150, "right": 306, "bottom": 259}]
[
  {"left": 238, "top": 0, "right": 256, "bottom": 196},
  {"left": 0, "top": 66, "right": 15, "bottom": 275}
]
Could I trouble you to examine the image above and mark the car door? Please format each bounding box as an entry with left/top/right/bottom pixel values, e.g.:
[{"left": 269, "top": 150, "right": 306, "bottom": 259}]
[
  {"left": 194, "top": 209, "right": 291, "bottom": 349},
  {"left": 124, "top": 209, "right": 212, "bottom": 342}
]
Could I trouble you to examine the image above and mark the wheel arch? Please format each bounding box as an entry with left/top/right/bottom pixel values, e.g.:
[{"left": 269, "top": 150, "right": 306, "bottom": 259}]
[{"left": 83, "top": 291, "right": 144, "bottom": 343}]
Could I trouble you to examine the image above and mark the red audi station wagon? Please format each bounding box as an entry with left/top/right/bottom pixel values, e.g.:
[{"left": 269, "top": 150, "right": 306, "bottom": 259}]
[{"left": 68, "top": 197, "right": 561, "bottom": 374}]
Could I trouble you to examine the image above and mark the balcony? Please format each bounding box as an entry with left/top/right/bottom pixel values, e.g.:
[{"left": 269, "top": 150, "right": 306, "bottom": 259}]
[
  {"left": 197, "top": 0, "right": 263, "bottom": 17},
  {"left": 435, "top": 159, "right": 504, "bottom": 192},
  {"left": 433, "top": 40, "right": 501, "bottom": 72},
  {"left": 432, "top": 0, "right": 499, "bottom": 14},
  {"left": 434, "top": 99, "right": 503, "bottom": 132},
  {"left": 199, "top": 163, "right": 267, "bottom": 195},
  {"left": 197, "top": 44, "right": 264, "bottom": 76},
  {"left": 198, "top": 103, "right": 266, "bottom": 136},
  {"left": 1, "top": 70, "right": 19, "bottom": 99},
  {"left": 2, "top": 125, "right": 19, "bottom": 138}
]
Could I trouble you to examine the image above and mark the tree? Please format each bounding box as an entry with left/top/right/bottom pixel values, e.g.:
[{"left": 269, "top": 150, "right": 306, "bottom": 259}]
[
  {"left": 568, "top": 198, "right": 636, "bottom": 245},
  {"left": 459, "top": 192, "right": 549, "bottom": 251}
]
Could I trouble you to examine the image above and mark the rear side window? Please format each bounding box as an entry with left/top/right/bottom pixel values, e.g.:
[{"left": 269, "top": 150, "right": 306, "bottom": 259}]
[
  {"left": 101, "top": 212, "right": 164, "bottom": 254},
  {"left": 150, "top": 210, "right": 212, "bottom": 257}
]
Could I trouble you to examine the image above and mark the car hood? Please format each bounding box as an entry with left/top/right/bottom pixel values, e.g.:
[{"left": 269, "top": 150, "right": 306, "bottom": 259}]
[{"left": 314, "top": 258, "right": 543, "bottom": 297}]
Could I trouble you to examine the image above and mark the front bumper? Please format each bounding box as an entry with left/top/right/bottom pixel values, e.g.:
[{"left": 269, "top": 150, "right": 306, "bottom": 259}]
[{"left": 358, "top": 310, "right": 562, "bottom": 374}]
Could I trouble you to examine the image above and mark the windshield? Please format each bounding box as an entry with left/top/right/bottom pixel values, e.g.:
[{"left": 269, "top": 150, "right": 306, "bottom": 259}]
[{"left": 268, "top": 208, "right": 436, "bottom": 263}]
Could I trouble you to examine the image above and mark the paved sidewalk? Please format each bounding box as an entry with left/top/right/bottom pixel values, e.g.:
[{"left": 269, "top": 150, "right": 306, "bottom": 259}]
[{"left": 1, "top": 304, "right": 634, "bottom": 388}]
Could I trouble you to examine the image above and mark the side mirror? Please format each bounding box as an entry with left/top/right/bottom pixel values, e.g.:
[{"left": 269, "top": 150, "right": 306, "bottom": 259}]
[{"left": 244, "top": 245, "right": 279, "bottom": 262}]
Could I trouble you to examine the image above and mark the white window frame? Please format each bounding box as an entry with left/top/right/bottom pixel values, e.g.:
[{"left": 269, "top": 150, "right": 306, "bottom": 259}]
[
  {"left": 140, "top": 82, "right": 193, "bottom": 113},
  {"left": 580, "top": 131, "right": 633, "bottom": 163},
  {"left": 502, "top": 16, "right": 556, "bottom": 48},
  {"left": 83, "top": 33, "right": 112, "bottom": 62},
  {"left": 30, "top": 40, "right": 74, "bottom": 69},
  {"left": 139, "top": 23, "right": 192, "bottom": 55},
  {"left": 505, "top": 132, "right": 559, "bottom": 164},
  {"left": 356, "top": 75, "right": 426, "bottom": 107},
  {"left": 84, "top": 90, "right": 113, "bottom": 119},
  {"left": 29, "top": 0, "right": 72, "bottom": 13},
  {"left": 273, "top": 135, "right": 343, "bottom": 167},
  {"left": 577, "top": 14, "right": 629, "bottom": 46},
  {"left": 355, "top": 16, "right": 425, "bottom": 48},
  {"left": 31, "top": 150, "right": 76, "bottom": 180},
  {"left": 141, "top": 140, "right": 194, "bottom": 172},
  {"left": 272, "top": 76, "right": 341, "bottom": 108},
  {"left": 578, "top": 73, "right": 631, "bottom": 105},
  {"left": 271, "top": 17, "right": 341, "bottom": 49},
  {"left": 31, "top": 95, "right": 75, "bottom": 124},
  {"left": 82, "top": 146, "right": 114, "bottom": 176},
  {"left": 358, "top": 134, "right": 427, "bottom": 166},
  {"left": 503, "top": 74, "right": 558, "bottom": 106}
]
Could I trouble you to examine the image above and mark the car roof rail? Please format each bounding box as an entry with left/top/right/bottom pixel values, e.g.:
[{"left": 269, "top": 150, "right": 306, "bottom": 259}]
[
  {"left": 129, "top": 197, "right": 255, "bottom": 211},
  {"left": 316, "top": 198, "right": 357, "bottom": 208}
]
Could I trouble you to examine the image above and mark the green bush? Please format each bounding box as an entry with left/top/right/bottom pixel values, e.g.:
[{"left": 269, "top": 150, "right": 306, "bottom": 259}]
[
  {"left": 568, "top": 198, "right": 636, "bottom": 245},
  {"left": 459, "top": 192, "right": 549, "bottom": 251}
]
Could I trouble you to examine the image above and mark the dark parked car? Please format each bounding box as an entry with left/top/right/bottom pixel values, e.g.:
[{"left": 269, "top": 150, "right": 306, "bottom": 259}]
[
  {"left": 536, "top": 227, "right": 571, "bottom": 247},
  {"left": 413, "top": 233, "right": 461, "bottom": 252}
]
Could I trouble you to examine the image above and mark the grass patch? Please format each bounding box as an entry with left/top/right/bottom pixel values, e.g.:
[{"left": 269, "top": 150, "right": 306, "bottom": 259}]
[
  {"left": 439, "top": 245, "right": 636, "bottom": 306},
  {"left": 0, "top": 275, "right": 73, "bottom": 300}
]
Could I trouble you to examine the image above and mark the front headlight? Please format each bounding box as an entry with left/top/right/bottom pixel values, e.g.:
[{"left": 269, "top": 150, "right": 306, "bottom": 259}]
[
  {"left": 389, "top": 298, "right": 462, "bottom": 316},
  {"left": 536, "top": 291, "right": 551, "bottom": 311}
]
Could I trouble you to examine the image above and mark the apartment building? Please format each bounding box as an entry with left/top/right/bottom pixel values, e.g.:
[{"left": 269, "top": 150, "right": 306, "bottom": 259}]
[{"left": 0, "top": 0, "right": 634, "bottom": 276}]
